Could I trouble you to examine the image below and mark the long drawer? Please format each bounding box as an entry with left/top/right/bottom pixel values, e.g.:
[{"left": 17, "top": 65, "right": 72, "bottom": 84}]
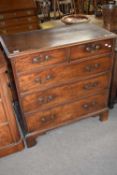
[
  {"left": 14, "top": 39, "right": 113, "bottom": 74},
  {"left": 0, "top": 16, "right": 38, "bottom": 28},
  {"left": 25, "top": 92, "right": 108, "bottom": 133},
  {"left": 0, "top": 9, "right": 36, "bottom": 20},
  {"left": 17, "top": 56, "right": 113, "bottom": 94},
  {"left": 21, "top": 73, "right": 111, "bottom": 113}
]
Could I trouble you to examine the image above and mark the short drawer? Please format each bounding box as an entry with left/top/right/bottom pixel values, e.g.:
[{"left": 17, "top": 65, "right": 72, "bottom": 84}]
[
  {"left": 0, "top": 125, "right": 13, "bottom": 147},
  {"left": 71, "top": 39, "right": 113, "bottom": 61},
  {"left": 25, "top": 92, "right": 108, "bottom": 133},
  {"left": 18, "top": 56, "right": 112, "bottom": 94},
  {"left": 21, "top": 73, "right": 111, "bottom": 113},
  {"left": 15, "top": 48, "right": 67, "bottom": 73}
]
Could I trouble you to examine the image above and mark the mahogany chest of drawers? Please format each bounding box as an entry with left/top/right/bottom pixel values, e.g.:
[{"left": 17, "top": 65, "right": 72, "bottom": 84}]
[
  {"left": 0, "top": 50, "right": 24, "bottom": 157},
  {"left": 0, "top": 23, "right": 116, "bottom": 147}
]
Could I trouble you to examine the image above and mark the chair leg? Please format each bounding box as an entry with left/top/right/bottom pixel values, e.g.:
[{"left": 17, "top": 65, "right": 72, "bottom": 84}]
[
  {"left": 57, "top": 0, "right": 62, "bottom": 18},
  {"left": 72, "top": 0, "right": 76, "bottom": 14},
  {"left": 87, "top": 0, "right": 91, "bottom": 14}
]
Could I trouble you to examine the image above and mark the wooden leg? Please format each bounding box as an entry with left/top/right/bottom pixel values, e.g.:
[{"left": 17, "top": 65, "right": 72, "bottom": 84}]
[
  {"left": 109, "top": 102, "right": 114, "bottom": 109},
  {"left": 25, "top": 136, "right": 37, "bottom": 148},
  {"left": 99, "top": 110, "right": 109, "bottom": 122},
  {"left": 25, "top": 131, "right": 47, "bottom": 148}
]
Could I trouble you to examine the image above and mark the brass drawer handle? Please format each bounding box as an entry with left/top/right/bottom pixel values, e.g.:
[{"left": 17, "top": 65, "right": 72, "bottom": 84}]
[
  {"left": 86, "top": 46, "right": 92, "bottom": 52},
  {"left": 34, "top": 77, "right": 41, "bottom": 84},
  {"left": 45, "top": 55, "right": 51, "bottom": 61},
  {"left": 85, "top": 63, "right": 100, "bottom": 72},
  {"left": 93, "top": 82, "right": 98, "bottom": 87},
  {"left": 82, "top": 101, "right": 97, "bottom": 110},
  {"left": 35, "top": 74, "right": 53, "bottom": 84},
  {"left": 40, "top": 114, "right": 56, "bottom": 123},
  {"left": 82, "top": 104, "right": 89, "bottom": 109},
  {"left": 50, "top": 115, "right": 56, "bottom": 120},
  {"left": 32, "top": 55, "right": 50, "bottom": 63},
  {"left": 41, "top": 117, "right": 47, "bottom": 123},
  {"left": 85, "top": 44, "right": 101, "bottom": 52},
  {"left": 38, "top": 97, "right": 44, "bottom": 103},
  {"left": 92, "top": 101, "right": 97, "bottom": 106},
  {"left": 85, "top": 65, "right": 92, "bottom": 72},
  {"left": 47, "top": 95, "right": 54, "bottom": 102},
  {"left": 95, "top": 44, "right": 101, "bottom": 50},
  {"left": 38, "top": 95, "right": 54, "bottom": 104},
  {"left": 46, "top": 74, "right": 53, "bottom": 81},
  {"left": 32, "top": 57, "right": 41, "bottom": 63},
  {"left": 95, "top": 63, "right": 100, "bottom": 68},
  {"left": 83, "top": 81, "right": 99, "bottom": 90}
]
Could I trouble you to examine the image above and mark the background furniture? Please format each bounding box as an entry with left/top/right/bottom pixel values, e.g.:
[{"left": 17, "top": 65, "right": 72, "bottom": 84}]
[
  {"left": 35, "top": 0, "right": 51, "bottom": 21},
  {"left": 0, "top": 50, "right": 24, "bottom": 158},
  {"left": 0, "top": 23, "right": 116, "bottom": 147},
  {"left": 0, "top": 0, "right": 39, "bottom": 35},
  {"left": 74, "top": 0, "right": 111, "bottom": 14},
  {"left": 52, "top": 0, "right": 76, "bottom": 18}
]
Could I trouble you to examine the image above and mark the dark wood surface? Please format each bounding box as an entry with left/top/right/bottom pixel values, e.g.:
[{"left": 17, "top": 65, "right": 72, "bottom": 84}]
[
  {"left": 0, "top": 23, "right": 116, "bottom": 148},
  {"left": 0, "top": 50, "right": 24, "bottom": 158},
  {"left": 0, "top": 0, "right": 36, "bottom": 12},
  {"left": 0, "top": 23, "right": 116, "bottom": 57},
  {"left": 0, "top": 0, "right": 39, "bottom": 35}
]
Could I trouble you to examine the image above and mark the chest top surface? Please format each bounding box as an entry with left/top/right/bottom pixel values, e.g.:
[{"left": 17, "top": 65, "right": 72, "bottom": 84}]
[{"left": 0, "top": 23, "right": 116, "bottom": 58}]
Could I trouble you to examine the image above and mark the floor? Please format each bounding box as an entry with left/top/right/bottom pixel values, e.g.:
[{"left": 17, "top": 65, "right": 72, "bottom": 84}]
[{"left": 0, "top": 105, "right": 117, "bottom": 175}]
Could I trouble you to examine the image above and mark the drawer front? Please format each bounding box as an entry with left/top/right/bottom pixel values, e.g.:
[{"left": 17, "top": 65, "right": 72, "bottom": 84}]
[
  {"left": 0, "top": 23, "right": 39, "bottom": 35},
  {"left": 25, "top": 92, "right": 108, "bottom": 133},
  {"left": 0, "top": 125, "right": 13, "bottom": 147},
  {"left": 0, "top": 10, "right": 36, "bottom": 20},
  {"left": 15, "top": 48, "right": 67, "bottom": 73},
  {"left": 71, "top": 40, "right": 113, "bottom": 61},
  {"left": 18, "top": 56, "right": 112, "bottom": 93},
  {"left": 22, "top": 73, "right": 111, "bottom": 113},
  {"left": 0, "top": 16, "right": 38, "bottom": 28}
]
